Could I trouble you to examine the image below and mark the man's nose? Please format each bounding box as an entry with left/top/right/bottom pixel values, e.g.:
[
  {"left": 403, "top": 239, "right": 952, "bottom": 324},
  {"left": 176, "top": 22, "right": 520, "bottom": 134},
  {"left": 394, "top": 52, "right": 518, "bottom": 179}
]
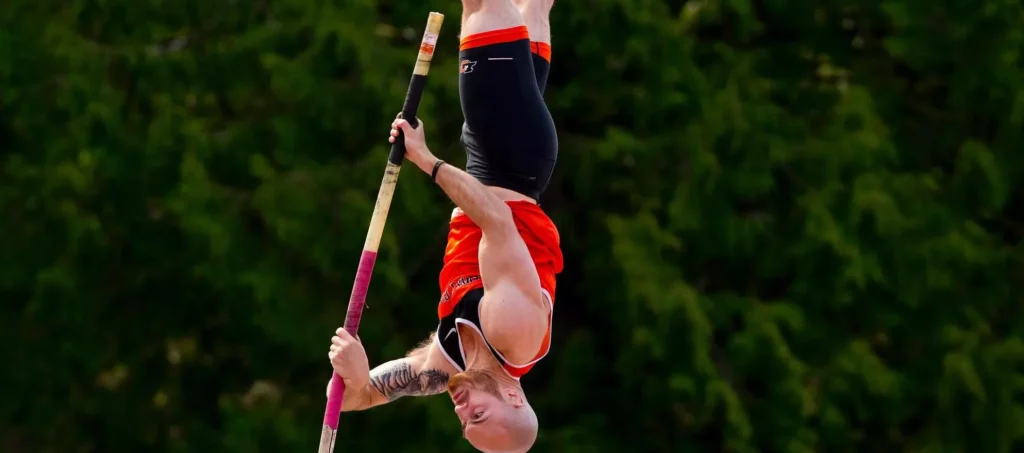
[{"left": 454, "top": 403, "right": 471, "bottom": 420}]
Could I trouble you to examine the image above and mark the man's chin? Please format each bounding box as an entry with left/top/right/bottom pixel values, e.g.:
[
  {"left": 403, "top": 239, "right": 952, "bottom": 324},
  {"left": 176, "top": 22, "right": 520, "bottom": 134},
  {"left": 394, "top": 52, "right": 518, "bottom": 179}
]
[
  {"left": 449, "top": 369, "right": 503, "bottom": 399},
  {"left": 447, "top": 372, "right": 474, "bottom": 395}
]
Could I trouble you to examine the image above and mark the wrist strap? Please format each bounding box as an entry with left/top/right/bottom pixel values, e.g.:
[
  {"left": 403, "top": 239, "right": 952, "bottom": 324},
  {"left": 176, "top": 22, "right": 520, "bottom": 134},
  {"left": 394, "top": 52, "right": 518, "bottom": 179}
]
[{"left": 431, "top": 159, "right": 445, "bottom": 182}]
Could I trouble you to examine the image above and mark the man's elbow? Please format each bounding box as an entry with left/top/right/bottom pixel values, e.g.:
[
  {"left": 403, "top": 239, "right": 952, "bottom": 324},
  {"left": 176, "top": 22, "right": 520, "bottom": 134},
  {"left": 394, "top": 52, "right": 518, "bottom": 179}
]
[{"left": 479, "top": 202, "right": 515, "bottom": 232}]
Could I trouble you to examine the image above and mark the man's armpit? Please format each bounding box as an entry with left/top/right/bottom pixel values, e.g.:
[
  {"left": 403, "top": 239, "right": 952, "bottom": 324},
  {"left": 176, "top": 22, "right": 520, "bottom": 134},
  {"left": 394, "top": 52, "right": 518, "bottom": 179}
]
[{"left": 367, "top": 360, "right": 450, "bottom": 402}]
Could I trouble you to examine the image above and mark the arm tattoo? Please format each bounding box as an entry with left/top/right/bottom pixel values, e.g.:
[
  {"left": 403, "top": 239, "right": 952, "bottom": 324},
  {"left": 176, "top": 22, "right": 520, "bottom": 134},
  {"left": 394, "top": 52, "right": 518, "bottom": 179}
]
[{"left": 367, "top": 361, "right": 450, "bottom": 402}]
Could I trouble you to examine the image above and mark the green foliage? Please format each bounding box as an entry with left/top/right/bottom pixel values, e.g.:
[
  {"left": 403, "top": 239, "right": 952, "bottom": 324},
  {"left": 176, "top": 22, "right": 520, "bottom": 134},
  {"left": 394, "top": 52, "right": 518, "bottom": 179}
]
[{"left": 2, "top": 0, "right": 1023, "bottom": 452}]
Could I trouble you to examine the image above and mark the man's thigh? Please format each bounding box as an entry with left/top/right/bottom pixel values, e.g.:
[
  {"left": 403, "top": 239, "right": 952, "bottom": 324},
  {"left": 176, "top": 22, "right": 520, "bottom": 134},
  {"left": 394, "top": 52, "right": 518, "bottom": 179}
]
[
  {"left": 457, "top": 30, "right": 550, "bottom": 147},
  {"left": 457, "top": 28, "right": 558, "bottom": 198}
]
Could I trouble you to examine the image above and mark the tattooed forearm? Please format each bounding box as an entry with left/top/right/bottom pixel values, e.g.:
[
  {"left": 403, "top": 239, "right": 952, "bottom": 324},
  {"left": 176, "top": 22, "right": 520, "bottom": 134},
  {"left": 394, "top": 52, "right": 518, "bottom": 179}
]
[{"left": 367, "top": 360, "right": 450, "bottom": 402}]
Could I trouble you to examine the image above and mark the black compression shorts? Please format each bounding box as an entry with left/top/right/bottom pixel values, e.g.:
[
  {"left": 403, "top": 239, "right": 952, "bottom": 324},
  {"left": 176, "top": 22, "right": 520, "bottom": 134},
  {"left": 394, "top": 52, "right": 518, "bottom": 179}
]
[{"left": 458, "top": 26, "right": 557, "bottom": 200}]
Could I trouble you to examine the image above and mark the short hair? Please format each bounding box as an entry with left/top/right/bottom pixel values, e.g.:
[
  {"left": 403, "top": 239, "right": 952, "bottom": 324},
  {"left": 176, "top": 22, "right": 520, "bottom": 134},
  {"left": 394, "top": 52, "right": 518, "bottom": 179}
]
[
  {"left": 471, "top": 400, "right": 539, "bottom": 453},
  {"left": 498, "top": 401, "right": 538, "bottom": 453}
]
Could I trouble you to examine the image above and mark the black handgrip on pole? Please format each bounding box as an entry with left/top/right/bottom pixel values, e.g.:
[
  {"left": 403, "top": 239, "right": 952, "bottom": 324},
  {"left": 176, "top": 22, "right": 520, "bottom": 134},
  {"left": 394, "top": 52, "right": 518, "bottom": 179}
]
[{"left": 388, "top": 74, "right": 429, "bottom": 165}]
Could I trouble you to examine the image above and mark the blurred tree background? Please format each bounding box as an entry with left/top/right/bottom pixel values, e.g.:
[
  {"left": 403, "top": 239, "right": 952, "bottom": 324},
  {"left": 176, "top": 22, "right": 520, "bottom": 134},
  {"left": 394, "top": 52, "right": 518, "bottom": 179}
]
[{"left": 2, "top": 0, "right": 1023, "bottom": 452}]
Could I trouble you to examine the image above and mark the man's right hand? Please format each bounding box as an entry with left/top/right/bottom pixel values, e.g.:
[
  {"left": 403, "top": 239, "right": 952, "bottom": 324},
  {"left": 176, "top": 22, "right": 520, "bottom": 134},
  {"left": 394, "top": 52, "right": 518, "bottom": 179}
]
[{"left": 328, "top": 328, "right": 371, "bottom": 392}]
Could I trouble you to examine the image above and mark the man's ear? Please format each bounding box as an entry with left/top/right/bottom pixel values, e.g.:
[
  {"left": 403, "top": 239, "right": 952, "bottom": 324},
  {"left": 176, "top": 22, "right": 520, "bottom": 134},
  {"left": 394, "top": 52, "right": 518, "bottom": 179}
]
[{"left": 505, "top": 389, "right": 525, "bottom": 408}]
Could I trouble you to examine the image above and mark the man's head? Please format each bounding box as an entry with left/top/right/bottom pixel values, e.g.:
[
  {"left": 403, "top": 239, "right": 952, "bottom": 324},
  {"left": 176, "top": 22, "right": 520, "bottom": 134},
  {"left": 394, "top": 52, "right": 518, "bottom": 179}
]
[{"left": 448, "top": 369, "right": 538, "bottom": 452}]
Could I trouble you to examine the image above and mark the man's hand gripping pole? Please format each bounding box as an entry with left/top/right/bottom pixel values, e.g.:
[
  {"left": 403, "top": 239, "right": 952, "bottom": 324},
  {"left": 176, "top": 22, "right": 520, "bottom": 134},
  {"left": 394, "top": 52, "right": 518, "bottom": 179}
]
[{"left": 318, "top": 12, "right": 444, "bottom": 453}]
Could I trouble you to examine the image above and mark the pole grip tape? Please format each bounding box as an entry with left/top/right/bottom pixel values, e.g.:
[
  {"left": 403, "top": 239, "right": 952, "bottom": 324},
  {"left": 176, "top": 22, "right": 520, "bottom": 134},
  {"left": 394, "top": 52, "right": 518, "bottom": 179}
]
[{"left": 387, "top": 74, "right": 427, "bottom": 165}]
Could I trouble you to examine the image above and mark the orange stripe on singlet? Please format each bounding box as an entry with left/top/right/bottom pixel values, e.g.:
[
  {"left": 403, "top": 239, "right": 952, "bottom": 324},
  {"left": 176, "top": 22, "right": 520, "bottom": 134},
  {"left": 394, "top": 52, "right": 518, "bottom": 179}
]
[
  {"left": 460, "top": 26, "right": 530, "bottom": 51},
  {"left": 531, "top": 41, "right": 552, "bottom": 62}
]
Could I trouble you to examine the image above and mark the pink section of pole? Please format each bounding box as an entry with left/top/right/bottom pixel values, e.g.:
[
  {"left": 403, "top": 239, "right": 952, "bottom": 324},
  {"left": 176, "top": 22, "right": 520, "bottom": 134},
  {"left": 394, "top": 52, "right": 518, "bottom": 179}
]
[
  {"left": 323, "top": 250, "right": 377, "bottom": 429},
  {"left": 317, "top": 13, "right": 443, "bottom": 453}
]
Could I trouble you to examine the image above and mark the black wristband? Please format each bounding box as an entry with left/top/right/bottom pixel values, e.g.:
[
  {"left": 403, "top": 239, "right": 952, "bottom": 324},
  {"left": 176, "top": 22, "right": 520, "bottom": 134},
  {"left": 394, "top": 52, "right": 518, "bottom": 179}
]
[{"left": 431, "top": 159, "right": 445, "bottom": 182}]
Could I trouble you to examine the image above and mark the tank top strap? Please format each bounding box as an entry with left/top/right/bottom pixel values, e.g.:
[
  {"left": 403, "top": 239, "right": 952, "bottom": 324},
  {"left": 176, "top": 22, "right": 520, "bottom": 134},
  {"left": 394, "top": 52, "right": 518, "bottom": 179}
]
[{"left": 435, "top": 287, "right": 516, "bottom": 376}]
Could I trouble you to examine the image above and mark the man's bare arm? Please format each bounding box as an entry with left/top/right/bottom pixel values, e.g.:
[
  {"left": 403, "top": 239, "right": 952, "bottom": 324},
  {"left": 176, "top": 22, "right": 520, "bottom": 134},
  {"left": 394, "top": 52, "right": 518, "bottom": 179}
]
[
  {"left": 428, "top": 161, "right": 514, "bottom": 232},
  {"left": 391, "top": 118, "right": 514, "bottom": 232},
  {"left": 342, "top": 335, "right": 455, "bottom": 412},
  {"left": 368, "top": 358, "right": 449, "bottom": 401}
]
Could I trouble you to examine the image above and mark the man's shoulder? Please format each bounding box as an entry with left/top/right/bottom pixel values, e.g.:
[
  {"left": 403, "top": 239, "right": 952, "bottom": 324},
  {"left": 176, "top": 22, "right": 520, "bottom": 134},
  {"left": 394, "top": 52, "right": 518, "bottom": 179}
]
[{"left": 422, "top": 335, "right": 462, "bottom": 375}]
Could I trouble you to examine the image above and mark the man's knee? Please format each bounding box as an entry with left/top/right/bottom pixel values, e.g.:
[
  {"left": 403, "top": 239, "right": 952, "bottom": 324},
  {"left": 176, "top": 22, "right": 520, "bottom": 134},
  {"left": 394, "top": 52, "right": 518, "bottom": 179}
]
[
  {"left": 462, "top": 0, "right": 484, "bottom": 15},
  {"left": 462, "top": 0, "right": 516, "bottom": 11},
  {"left": 460, "top": 0, "right": 523, "bottom": 36}
]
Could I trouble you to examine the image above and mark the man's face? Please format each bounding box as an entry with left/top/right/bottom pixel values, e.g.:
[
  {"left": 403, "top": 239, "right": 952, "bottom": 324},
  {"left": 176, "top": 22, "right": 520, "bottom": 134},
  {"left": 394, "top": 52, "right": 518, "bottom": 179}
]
[{"left": 448, "top": 370, "right": 516, "bottom": 447}]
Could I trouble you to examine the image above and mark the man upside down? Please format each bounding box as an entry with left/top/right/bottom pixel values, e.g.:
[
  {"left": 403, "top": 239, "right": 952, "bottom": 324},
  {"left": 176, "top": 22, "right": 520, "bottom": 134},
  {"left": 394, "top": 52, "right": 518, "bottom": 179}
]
[{"left": 326, "top": 0, "right": 561, "bottom": 451}]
